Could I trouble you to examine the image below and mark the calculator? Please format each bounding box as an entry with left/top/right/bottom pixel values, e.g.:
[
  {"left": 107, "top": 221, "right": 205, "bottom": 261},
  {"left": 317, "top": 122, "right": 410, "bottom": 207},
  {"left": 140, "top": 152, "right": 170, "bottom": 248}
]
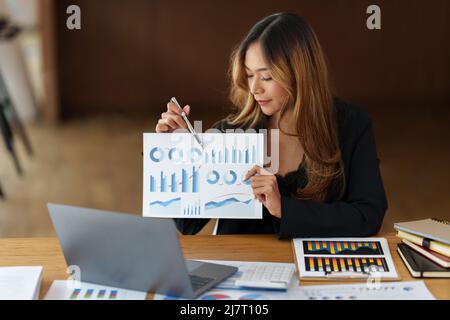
[{"left": 235, "top": 264, "right": 296, "bottom": 290}]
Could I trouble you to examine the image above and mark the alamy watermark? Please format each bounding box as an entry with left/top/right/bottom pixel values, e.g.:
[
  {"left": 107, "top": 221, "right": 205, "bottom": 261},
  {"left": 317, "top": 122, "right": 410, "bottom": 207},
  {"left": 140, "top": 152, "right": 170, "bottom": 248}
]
[
  {"left": 66, "top": 4, "right": 381, "bottom": 31},
  {"left": 367, "top": 4, "right": 382, "bottom": 30},
  {"left": 66, "top": 5, "right": 81, "bottom": 30},
  {"left": 66, "top": 265, "right": 81, "bottom": 289},
  {"left": 169, "top": 122, "right": 280, "bottom": 175}
]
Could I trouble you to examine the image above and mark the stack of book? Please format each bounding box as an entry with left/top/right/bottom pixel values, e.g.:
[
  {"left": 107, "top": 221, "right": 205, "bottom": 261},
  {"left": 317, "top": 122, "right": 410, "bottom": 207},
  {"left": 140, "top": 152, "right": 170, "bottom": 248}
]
[{"left": 395, "top": 218, "right": 450, "bottom": 278}]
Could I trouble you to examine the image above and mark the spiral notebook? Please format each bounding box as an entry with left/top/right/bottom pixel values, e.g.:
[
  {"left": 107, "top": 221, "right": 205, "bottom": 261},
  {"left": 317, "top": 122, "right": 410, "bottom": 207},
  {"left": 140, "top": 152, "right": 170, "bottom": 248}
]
[{"left": 394, "top": 218, "right": 450, "bottom": 245}]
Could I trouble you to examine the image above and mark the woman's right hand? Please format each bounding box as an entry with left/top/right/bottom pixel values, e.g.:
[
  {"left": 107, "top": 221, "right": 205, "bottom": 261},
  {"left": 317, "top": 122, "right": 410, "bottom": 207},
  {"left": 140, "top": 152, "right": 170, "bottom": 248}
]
[{"left": 155, "top": 101, "right": 191, "bottom": 133}]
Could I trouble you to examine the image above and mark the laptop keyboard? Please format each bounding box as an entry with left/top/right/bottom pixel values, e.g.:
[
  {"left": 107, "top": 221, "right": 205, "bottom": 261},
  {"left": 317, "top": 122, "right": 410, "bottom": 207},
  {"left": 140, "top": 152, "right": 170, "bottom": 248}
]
[{"left": 189, "top": 274, "right": 214, "bottom": 291}]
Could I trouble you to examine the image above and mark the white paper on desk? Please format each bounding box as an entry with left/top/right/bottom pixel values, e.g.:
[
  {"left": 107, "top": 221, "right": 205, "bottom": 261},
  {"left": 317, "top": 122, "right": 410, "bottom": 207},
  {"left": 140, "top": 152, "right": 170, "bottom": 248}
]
[
  {"left": 153, "top": 261, "right": 435, "bottom": 300},
  {"left": 143, "top": 133, "right": 264, "bottom": 219},
  {"left": 298, "top": 281, "right": 435, "bottom": 300},
  {"left": 44, "top": 280, "right": 147, "bottom": 300},
  {"left": 0, "top": 266, "right": 43, "bottom": 300},
  {"left": 153, "top": 260, "right": 306, "bottom": 300}
]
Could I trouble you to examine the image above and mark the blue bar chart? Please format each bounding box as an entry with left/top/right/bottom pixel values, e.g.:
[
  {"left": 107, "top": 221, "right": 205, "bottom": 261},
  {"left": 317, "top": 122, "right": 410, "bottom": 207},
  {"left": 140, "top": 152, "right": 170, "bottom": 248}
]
[
  {"left": 203, "top": 145, "right": 257, "bottom": 165},
  {"left": 182, "top": 199, "right": 202, "bottom": 216},
  {"left": 149, "top": 166, "right": 199, "bottom": 193}
]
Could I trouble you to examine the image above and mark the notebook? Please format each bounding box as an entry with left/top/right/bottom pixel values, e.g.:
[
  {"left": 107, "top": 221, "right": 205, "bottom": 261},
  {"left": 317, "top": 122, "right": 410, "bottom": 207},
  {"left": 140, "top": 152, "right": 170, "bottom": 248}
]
[
  {"left": 396, "top": 230, "right": 450, "bottom": 257},
  {"left": 394, "top": 218, "right": 450, "bottom": 245},
  {"left": 397, "top": 243, "right": 450, "bottom": 278},
  {"left": 402, "top": 239, "right": 450, "bottom": 268}
]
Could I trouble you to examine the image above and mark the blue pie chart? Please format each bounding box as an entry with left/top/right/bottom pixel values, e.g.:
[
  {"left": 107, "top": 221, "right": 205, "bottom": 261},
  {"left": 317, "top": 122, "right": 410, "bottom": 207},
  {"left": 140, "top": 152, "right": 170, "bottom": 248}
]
[
  {"left": 224, "top": 170, "right": 237, "bottom": 185},
  {"left": 207, "top": 170, "right": 220, "bottom": 184},
  {"left": 149, "top": 147, "right": 164, "bottom": 162}
]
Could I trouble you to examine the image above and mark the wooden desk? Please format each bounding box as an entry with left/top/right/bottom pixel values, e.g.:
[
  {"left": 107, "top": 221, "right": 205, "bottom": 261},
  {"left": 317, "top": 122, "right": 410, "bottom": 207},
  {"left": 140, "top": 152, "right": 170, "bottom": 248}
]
[{"left": 0, "top": 233, "right": 448, "bottom": 300}]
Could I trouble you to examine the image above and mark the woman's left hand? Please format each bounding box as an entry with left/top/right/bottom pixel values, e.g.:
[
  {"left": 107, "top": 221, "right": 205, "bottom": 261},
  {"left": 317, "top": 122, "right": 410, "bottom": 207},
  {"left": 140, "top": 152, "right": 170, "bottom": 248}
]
[{"left": 245, "top": 165, "right": 282, "bottom": 218}]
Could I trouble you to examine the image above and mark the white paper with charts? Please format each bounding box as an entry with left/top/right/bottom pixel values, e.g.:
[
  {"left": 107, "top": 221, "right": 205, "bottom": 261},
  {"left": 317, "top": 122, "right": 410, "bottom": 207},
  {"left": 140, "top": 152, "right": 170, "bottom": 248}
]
[
  {"left": 143, "top": 133, "right": 264, "bottom": 219},
  {"left": 293, "top": 238, "right": 399, "bottom": 280}
]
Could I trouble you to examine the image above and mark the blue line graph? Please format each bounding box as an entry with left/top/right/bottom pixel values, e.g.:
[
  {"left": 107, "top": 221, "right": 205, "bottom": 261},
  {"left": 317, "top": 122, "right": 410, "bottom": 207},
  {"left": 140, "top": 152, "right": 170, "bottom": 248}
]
[
  {"left": 204, "top": 196, "right": 254, "bottom": 217},
  {"left": 150, "top": 197, "right": 181, "bottom": 207},
  {"left": 205, "top": 197, "right": 252, "bottom": 210},
  {"left": 149, "top": 197, "right": 181, "bottom": 215}
]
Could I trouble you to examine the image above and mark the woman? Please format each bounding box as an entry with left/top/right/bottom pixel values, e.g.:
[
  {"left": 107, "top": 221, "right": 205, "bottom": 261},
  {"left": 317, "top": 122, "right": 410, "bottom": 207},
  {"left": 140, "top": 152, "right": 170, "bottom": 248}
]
[{"left": 155, "top": 12, "right": 387, "bottom": 239}]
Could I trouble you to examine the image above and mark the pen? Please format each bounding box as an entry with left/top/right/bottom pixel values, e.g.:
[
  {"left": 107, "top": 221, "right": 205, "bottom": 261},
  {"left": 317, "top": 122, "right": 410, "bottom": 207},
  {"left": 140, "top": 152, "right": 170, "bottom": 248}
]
[{"left": 170, "top": 97, "right": 204, "bottom": 149}]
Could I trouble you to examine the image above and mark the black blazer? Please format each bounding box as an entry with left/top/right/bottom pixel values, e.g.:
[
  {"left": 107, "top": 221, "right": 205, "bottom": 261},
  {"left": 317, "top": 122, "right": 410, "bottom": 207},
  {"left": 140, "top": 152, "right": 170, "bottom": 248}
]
[{"left": 175, "top": 98, "right": 388, "bottom": 239}]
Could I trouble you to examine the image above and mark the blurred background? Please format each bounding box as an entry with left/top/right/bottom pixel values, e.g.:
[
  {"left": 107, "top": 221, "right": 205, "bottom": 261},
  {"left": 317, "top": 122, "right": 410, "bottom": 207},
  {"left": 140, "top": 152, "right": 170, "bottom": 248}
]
[{"left": 0, "top": 0, "right": 449, "bottom": 237}]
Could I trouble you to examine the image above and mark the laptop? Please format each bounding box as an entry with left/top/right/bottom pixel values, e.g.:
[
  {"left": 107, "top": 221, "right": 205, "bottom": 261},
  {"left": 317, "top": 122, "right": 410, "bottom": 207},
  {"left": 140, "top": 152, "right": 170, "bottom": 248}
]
[{"left": 47, "top": 203, "right": 237, "bottom": 298}]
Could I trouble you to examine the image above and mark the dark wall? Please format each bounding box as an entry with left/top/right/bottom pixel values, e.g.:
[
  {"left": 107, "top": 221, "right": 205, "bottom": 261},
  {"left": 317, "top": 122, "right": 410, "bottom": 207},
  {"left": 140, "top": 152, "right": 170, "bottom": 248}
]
[{"left": 54, "top": 0, "right": 450, "bottom": 119}]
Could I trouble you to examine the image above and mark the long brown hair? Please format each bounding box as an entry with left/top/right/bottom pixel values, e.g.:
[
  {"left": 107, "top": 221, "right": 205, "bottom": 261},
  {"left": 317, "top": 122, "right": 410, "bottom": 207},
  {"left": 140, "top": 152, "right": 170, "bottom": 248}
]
[{"left": 228, "top": 12, "right": 344, "bottom": 201}]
